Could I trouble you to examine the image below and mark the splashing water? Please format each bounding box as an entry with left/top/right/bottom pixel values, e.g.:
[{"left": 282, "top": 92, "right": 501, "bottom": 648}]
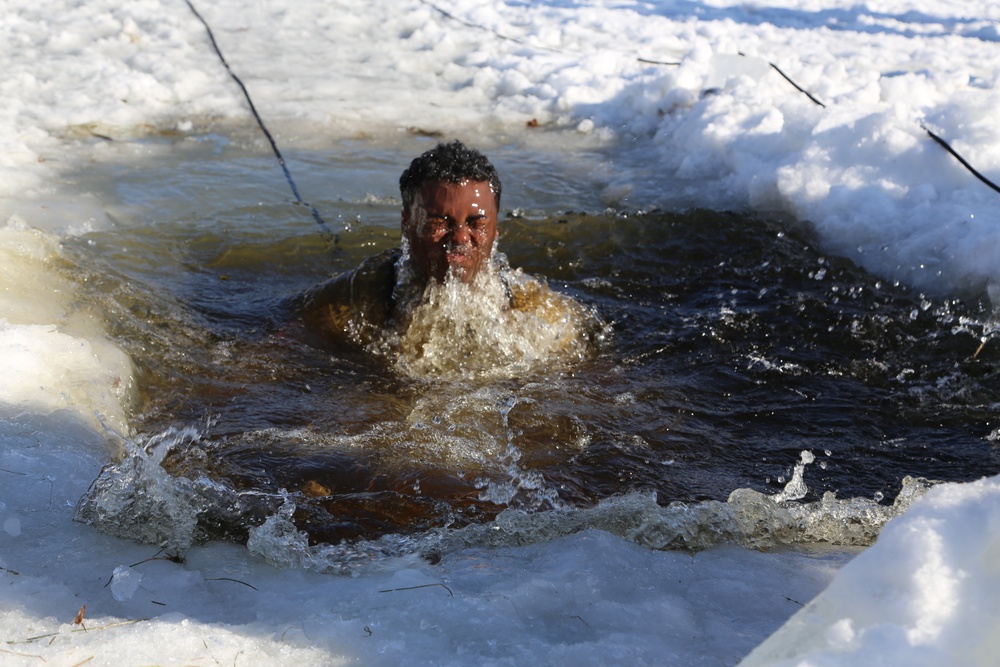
[
  {"left": 75, "top": 407, "right": 936, "bottom": 570},
  {"left": 773, "top": 450, "right": 816, "bottom": 503},
  {"left": 392, "top": 255, "right": 604, "bottom": 381},
  {"left": 58, "top": 161, "right": 1000, "bottom": 569},
  {"left": 75, "top": 426, "right": 284, "bottom": 554},
  {"left": 474, "top": 390, "right": 566, "bottom": 512}
]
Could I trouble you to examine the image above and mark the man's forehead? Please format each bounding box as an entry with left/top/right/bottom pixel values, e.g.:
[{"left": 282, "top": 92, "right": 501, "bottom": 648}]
[
  {"left": 419, "top": 178, "right": 493, "bottom": 191},
  {"left": 417, "top": 180, "right": 496, "bottom": 205}
]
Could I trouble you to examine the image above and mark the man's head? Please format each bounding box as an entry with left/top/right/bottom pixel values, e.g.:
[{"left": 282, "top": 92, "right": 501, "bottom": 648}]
[{"left": 399, "top": 141, "right": 502, "bottom": 286}]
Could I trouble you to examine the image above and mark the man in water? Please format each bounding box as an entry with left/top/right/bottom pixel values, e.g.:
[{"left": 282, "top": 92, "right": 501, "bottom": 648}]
[{"left": 300, "top": 140, "right": 600, "bottom": 370}]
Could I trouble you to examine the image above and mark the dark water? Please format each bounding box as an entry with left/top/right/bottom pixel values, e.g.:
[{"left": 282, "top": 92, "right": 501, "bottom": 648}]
[{"left": 64, "top": 135, "right": 1000, "bottom": 555}]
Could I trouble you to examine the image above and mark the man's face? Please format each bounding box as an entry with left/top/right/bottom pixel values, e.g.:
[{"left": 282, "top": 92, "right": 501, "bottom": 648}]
[{"left": 402, "top": 179, "right": 499, "bottom": 286}]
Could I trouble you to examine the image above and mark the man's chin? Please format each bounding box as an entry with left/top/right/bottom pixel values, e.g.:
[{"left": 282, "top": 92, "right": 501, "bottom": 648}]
[
  {"left": 444, "top": 268, "right": 473, "bottom": 283},
  {"left": 445, "top": 258, "right": 477, "bottom": 283}
]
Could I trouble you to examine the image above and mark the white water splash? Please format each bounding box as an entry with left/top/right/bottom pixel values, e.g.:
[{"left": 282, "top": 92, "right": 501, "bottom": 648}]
[
  {"left": 393, "top": 259, "right": 602, "bottom": 381},
  {"left": 473, "top": 390, "right": 566, "bottom": 512},
  {"left": 773, "top": 450, "right": 817, "bottom": 503}
]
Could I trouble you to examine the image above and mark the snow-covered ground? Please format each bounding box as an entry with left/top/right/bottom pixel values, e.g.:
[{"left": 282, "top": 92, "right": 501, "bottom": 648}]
[{"left": 3, "top": 1, "right": 1000, "bottom": 664}]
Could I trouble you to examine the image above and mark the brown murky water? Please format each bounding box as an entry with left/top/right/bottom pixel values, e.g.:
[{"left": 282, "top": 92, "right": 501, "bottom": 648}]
[{"left": 65, "top": 135, "right": 1000, "bottom": 560}]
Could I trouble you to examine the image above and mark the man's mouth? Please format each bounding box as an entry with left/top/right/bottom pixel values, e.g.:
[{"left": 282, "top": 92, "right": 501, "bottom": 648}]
[
  {"left": 441, "top": 247, "right": 477, "bottom": 281},
  {"left": 445, "top": 247, "right": 474, "bottom": 264}
]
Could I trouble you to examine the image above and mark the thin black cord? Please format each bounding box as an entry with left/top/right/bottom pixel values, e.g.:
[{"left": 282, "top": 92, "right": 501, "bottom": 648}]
[
  {"left": 767, "top": 62, "right": 826, "bottom": 108},
  {"left": 922, "top": 126, "right": 1000, "bottom": 195},
  {"left": 183, "top": 0, "right": 337, "bottom": 241},
  {"left": 738, "top": 52, "right": 825, "bottom": 108},
  {"left": 419, "top": 0, "right": 544, "bottom": 51},
  {"left": 189, "top": 0, "right": 996, "bottom": 203},
  {"left": 419, "top": 0, "right": 680, "bottom": 65},
  {"left": 637, "top": 57, "right": 681, "bottom": 66},
  {"left": 739, "top": 52, "right": 998, "bottom": 195}
]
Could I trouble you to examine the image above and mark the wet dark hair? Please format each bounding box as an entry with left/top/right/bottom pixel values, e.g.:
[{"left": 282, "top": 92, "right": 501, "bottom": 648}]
[{"left": 399, "top": 140, "right": 502, "bottom": 211}]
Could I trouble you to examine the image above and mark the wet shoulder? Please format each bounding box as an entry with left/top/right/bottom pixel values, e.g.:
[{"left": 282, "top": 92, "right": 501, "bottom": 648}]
[
  {"left": 504, "top": 269, "right": 607, "bottom": 347},
  {"left": 300, "top": 249, "right": 400, "bottom": 346},
  {"left": 508, "top": 271, "right": 582, "bottom": 320}
]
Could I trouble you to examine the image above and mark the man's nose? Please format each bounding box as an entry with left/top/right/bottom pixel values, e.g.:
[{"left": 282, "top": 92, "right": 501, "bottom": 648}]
[{"left": 449, "top": 222, "right": 472, "bottom": 245}]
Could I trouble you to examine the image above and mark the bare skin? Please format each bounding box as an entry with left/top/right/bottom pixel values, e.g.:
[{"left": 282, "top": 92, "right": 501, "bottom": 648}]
[
  {"left": 402, "top": 180, "right": 498, "bottom": 288},
  {"left": 299, "top": 179, "right": 499, "bottom": 348},
  {"left": 298, "top": 177, "right": 601, "bottom": 355}
]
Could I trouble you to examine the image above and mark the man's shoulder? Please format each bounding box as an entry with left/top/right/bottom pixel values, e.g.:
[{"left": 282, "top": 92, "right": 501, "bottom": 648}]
[
  {"left": 355, "top": 248, "right": 402, "bottom": 279},
  {"left": 310, "top": 248, "right": 399, "bottom": 298},
  {"left": 505, "top": 269, "right": 563, "bottom": 311},
  {"left": 505, "top": 267, "right": 604, "bottom": 329},
  {"left": 299, "top": 248, "right": 401, "bottom": 343}
]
